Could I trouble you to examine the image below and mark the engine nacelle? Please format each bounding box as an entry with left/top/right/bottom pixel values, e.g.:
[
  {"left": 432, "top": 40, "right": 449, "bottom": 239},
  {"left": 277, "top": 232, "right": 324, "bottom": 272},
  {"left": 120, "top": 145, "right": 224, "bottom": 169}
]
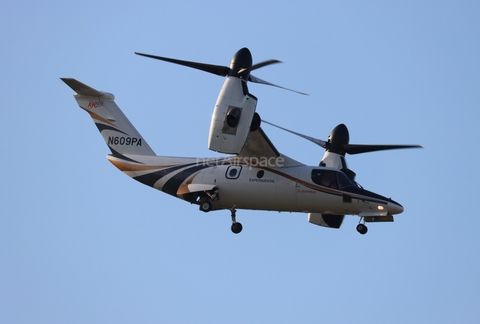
[{"left": 208, "top": 77, "right": 257, "bottom": 154}]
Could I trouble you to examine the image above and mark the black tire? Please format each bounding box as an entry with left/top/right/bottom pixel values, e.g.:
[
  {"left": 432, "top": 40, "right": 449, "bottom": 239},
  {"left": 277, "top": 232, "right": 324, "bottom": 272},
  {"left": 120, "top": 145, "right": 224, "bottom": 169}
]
[
  {"left": 231, "top": 222, "right": 243, "bottom": 234},
  {"left": 356, "top": 224, "right": 368, "bottom": 235},
  {"left": 200, "top": 201, "right": 212, "bottom": 212}
]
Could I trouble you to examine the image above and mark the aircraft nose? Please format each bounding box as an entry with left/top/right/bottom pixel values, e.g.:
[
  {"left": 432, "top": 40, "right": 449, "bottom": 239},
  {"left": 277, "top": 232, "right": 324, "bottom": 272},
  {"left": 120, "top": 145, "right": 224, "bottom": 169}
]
[{"left": 388, "top": 201, "right": 404, "bottom": 215}]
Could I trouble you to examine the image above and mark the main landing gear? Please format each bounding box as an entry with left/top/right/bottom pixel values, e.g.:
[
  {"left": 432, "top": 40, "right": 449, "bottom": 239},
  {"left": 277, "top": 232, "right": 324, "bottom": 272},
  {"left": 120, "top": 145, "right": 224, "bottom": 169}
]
[
  {"left": 199, "top": 200, "right": 213, "bottom": 212},
  {"left": 199, "top": 188, "right": 219, "bottom": 213},
  {"left": 356, "top": 217, "right": 368, "bottom": 235},
  {"left": 198, "top": 189, "right": 243, "bottom": 234}
]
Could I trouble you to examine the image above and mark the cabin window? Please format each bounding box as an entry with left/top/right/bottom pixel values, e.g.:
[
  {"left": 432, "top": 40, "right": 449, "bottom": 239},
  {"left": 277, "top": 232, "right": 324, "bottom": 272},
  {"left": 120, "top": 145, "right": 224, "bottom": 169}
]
[{"left": 225, "top": 165, "right": 242, "bottom": 179}]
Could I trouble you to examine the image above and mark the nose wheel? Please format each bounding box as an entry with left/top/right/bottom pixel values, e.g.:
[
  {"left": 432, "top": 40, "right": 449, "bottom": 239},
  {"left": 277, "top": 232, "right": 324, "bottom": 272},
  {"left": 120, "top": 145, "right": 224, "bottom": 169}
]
[
  {"left": 231, "top": 222, "right": 243, "bottom": 234},
  {"left": 356, "top": 218, "right": 368, "bottom": 235},
  {"left": 230, "top": 207, "right": 243, "bottom": 234},
  {"left": 356, "top": 224, "right": 368, "bottom": 234}
]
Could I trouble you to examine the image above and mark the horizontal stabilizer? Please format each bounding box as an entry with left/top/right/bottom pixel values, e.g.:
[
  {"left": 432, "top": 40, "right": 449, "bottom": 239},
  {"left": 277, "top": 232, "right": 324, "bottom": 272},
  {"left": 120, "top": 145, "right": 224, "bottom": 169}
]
[{"left": 61, "top": 78, "right": 104, "bottom": 97}]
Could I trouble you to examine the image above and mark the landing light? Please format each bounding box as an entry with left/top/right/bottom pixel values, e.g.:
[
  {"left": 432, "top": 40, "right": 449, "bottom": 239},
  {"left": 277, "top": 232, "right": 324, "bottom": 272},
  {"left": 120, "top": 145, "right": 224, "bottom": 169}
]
[{"left": 377, "top": 206, "right": 385, "bottom": 211}]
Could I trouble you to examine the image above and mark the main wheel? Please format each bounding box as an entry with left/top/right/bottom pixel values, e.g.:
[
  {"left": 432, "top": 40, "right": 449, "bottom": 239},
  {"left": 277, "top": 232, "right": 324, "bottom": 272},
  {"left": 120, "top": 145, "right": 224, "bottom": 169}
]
[
  {"left": 199, "top": 201, "right": 212, "bottom": 212},
  {"left": 356, "top": 224, "right": 368, "bottom": 235},
  {"left": 231, "top": 222, "right": 243, "bottom": 234}
]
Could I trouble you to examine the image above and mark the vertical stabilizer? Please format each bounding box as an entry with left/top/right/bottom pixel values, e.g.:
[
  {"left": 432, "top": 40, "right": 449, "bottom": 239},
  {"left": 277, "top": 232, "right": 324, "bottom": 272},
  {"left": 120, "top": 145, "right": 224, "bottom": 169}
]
[{"left": 62, "top": 78, "right": 156, "bottom": 156}]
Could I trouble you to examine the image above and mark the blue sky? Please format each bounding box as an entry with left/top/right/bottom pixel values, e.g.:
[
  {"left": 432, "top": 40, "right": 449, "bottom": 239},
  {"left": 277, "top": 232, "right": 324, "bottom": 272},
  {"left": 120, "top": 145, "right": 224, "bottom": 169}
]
[{"left": 1, "top": 0, "right": 479, "bottom": 323}]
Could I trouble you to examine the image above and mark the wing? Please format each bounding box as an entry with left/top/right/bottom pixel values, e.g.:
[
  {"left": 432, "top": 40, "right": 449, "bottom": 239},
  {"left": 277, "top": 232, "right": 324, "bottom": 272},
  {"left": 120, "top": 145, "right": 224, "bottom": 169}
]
[
  {"left": 238, "top": 127, "right": 304, "bottom": 168},
  {"left": 238, "top": 127, "right": 279, "bottom": 159}
]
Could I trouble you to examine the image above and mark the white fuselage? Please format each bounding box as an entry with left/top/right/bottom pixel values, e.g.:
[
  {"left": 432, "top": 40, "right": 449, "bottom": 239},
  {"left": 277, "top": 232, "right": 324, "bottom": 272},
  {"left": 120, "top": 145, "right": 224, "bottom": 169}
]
[{"left": 107, "top": 154, "right": 403, "bottom": 217}]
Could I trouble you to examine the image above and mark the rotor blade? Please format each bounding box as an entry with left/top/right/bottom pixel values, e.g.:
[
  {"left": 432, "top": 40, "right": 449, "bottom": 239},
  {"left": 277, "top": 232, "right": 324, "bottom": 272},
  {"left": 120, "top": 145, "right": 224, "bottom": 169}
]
[
  {"left": 263, "top": 120, "right": 326, "bottom": 148},
  {"left": 238, "top": 59, "right": 282, "bottom": 75},
  {"left": 344, "top": 144, "right": 423, "bottom": 155},
  {"left": 135, "top": 52, "right": 230, "bottom": 76},
  {"left": 248, "top": 75, "right": 309, "bottom": 95},
  {"left": 251, "top": 59, "right": 282, "bottom": 71}
]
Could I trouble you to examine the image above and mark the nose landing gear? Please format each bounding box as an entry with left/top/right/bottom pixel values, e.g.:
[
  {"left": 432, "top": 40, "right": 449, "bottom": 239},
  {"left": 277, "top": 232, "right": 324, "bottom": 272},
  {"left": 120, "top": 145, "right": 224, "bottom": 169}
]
[
  {"left": 230, "top": 206, "right": 243, "bottom": 234},
  {"left": 356, "top": 218, "right": 368, "bottom": 235}
]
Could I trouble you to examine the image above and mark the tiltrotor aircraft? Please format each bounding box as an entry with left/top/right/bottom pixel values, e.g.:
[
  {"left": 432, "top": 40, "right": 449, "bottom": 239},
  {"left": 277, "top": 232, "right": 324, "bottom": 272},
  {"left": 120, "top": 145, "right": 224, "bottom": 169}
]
[{"left": 62, "top": 47, "right": 421, "bottom": 234}]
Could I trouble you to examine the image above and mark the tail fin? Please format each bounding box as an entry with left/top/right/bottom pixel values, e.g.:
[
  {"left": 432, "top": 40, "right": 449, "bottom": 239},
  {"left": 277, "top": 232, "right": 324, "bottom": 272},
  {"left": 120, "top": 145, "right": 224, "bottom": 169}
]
[{"left": 62, "top": 78, "right": 156, "bottom": 156}]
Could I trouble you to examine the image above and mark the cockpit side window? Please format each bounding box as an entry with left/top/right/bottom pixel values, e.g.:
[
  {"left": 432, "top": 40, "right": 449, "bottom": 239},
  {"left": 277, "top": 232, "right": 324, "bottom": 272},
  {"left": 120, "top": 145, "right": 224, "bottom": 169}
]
[
  {"left": 311, "top": 170, "right": 323, "bottom": 185},
  {"left": 337, "top": 171, "right": 355, "bottom": 189},
  {"left": 311, "top": 169, "right": 338, "bottom": 189}
]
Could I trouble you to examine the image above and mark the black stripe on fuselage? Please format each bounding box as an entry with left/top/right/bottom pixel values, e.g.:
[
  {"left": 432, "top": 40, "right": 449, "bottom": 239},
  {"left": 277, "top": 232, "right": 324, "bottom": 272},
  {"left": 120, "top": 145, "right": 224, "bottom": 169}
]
[
  {"left": 134, "top": 159, "right": 241, "bottom": 196},
  {"left": 261, "top": 166, "right": 391, "bottom": 205},
  {"left": 132, "top": 159, "right": 232, "bottom": 191},
  {"left": 108, "top": 153, "right": 142, "bottom": 164},
  {"left": 162, "top": 165, "right": 211, "bottom": 196},
  {"left": 133, "top": 163, "right": 197, "bottom": 188}
]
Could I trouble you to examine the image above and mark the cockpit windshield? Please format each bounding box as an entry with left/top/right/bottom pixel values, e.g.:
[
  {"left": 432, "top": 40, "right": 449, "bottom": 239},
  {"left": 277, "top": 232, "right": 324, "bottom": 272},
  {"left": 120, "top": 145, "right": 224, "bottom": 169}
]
[{"left": 311, "top": 169, "right": 356, "bottom": 189}]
